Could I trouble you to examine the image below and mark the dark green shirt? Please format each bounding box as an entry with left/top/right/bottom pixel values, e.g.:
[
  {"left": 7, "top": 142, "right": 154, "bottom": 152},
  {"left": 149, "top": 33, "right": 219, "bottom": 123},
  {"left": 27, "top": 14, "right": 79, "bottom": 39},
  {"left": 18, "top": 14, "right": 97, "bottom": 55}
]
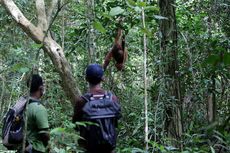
[{"left": 26, "top": 99, "right": 49, "bottom": 153}]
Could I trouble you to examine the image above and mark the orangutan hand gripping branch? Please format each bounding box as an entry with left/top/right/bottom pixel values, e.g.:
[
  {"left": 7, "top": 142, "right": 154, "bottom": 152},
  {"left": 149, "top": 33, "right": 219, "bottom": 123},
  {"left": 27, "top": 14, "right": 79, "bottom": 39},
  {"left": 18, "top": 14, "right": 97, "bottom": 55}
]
[{"left": 103, "top": 28, "right": 128, "bottom": 71}]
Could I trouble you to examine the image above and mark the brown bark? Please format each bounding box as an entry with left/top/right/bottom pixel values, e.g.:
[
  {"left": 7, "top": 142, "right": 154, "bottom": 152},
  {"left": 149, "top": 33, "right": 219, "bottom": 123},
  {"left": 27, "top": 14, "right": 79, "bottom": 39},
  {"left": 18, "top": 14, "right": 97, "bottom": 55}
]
[
  {"left": 159, "top": 0, "right": 183, "bottom": 146},
  {"left": 1, "top": 0, "right": 81, "bottom": 105}
]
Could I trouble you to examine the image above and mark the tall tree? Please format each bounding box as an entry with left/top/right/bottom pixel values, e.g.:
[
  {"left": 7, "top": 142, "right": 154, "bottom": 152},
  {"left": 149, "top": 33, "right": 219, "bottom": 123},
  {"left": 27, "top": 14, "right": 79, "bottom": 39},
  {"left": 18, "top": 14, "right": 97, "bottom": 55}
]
[
  {"left": 141, "top": 2, "right": 148, "bottom": 150},
  {"left": 85, "top": 0, "right": 96, "bottom": 63},
  {"left": 159, "top": 0, "right": 183, "bottom": 146},
  {"left": 0, "top": 0, "right": 81, "bottom": 105}
]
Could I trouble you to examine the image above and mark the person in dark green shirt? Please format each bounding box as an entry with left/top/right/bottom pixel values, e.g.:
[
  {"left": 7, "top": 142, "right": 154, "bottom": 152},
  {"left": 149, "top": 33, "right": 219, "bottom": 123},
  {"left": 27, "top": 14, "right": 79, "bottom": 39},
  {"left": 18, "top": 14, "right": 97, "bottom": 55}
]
[{"left": 26, "top": 74, "right": 50, "bottom": 153}]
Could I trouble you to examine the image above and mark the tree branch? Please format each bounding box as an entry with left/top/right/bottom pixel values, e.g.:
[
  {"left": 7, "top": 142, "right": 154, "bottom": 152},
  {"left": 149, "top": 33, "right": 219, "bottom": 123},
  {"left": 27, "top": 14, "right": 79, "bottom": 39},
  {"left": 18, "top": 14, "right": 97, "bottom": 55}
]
[
  {"left": 1, "top": 0, "right": 44, "bottom": 43},
  {"left": 35, "top": 0, "right": 48, "bottom": 30},
  {"left": 1, "top": 0, "right": 81, "bottom": 105},
  {"left": 47, "top": 2, "right": 67, "bottom": 34},
  {"left": 47, "top": 0, "right": 58, "bottom": 25}
]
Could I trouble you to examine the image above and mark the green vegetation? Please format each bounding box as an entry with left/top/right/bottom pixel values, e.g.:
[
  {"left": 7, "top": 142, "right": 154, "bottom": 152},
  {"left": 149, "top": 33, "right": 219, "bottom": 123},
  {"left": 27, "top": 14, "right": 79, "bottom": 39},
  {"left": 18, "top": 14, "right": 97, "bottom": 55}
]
[{"left": 0, "top": 0, "right": 229, "bottom": 152}]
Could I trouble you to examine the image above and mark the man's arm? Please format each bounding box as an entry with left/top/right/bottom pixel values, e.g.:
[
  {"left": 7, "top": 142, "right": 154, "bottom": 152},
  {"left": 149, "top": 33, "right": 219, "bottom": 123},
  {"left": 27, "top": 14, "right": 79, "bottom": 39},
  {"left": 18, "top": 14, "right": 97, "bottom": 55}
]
[
  {"left": 35, "top": 106, "right": 50, "bottom": 146},
  {"left": 39, "top": 130, "right": 50, "bottom": 146}
]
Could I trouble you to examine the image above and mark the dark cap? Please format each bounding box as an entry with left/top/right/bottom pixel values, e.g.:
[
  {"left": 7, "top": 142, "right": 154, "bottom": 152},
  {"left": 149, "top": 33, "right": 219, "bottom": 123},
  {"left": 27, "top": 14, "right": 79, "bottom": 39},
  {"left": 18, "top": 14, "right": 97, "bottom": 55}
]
[{"left": 86, "top": 64, "right": 104, "bottom": 79}]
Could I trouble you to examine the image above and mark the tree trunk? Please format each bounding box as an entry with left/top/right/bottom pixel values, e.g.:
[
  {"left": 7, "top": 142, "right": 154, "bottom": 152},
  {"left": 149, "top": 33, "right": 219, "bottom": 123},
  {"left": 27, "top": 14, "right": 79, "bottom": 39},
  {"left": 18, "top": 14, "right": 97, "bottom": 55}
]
[
  {"left": 207, "top": 74, "right": 216, "bottom": 123},
  {"left": 1, "top": 0, "right": 81, "bottom": 105},
  {"left": 0, "top": 76, "right": 5, "bottom": 118},
  {"left": 141, "top": 3, "right": 148, "bottom": 150},
  {"left": 159, "top": 0, "right": 183, "bottom": 147},
  {"left": 206, "top": 15, "right": 216, "bottom": 123},
  {"left": 43, "top": 37, "right": 81, "bottom": 104},
  {"left": 85, "top": 0, "right": 96, "bottom": 63}
]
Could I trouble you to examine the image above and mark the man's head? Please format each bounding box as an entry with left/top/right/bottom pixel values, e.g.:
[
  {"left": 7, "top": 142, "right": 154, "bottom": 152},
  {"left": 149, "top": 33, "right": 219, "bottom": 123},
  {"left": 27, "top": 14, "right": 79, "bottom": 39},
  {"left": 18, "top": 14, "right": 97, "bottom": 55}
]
[
  {"left": 85, "top": 64, "right": 104, "bottom": 85},
  {"left": 27, "top": 74, "right": 44, "bottom": 98}
]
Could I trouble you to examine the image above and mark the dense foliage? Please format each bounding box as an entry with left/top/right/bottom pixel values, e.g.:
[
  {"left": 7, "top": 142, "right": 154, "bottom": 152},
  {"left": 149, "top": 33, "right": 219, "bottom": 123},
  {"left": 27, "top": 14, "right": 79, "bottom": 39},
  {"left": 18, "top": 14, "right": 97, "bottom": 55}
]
[{"left": 0, "top": 0, "right": 229, "bottom": 152}]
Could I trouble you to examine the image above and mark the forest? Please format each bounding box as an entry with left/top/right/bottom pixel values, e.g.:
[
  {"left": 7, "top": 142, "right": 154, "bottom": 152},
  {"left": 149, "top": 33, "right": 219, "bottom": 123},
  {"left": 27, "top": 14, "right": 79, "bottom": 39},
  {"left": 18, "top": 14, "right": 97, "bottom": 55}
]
[{"left": 0, "top": 0, "right": 229, "bottom": 152}]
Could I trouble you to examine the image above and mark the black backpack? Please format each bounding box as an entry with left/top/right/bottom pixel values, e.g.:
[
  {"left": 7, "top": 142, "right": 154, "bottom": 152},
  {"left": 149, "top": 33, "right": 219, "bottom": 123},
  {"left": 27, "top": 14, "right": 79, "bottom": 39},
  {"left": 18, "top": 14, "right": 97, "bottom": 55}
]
[
  {"left": 81, "top": 92, "right": 121, "bottom": 151},
  {"left": 2, "top": 96, "right": 27, "bottom": 150}
]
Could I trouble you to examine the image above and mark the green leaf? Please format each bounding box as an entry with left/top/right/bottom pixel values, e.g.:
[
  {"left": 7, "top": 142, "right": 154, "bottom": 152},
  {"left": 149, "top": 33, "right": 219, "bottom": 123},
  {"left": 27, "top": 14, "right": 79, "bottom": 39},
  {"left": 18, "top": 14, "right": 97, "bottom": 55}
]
[
  {"left": 134, "top": 6, "right": 142, "bottom": 13},
  {"left": 54, "top": 147, "right": 60, "bottom": 153},
  {"left": 84, "top": 121, "right": 99, "bottom": 126},
  {"left": 126, "top": 0, "right": 136, "bottom": 7},
  {"left": 31, "top": 43, "right": 43, "bottom": 49},
  {"left": 153, "top": 15, "right": 168, "bottom": 20},
  {"left": 132, "top": 148, "right": 145, "bottom": 153},
  {"left": 75, "top": 122, "right": 87, "bottom": 127},
  {"left": 93, "top": 21, "right": 106, "bottom": 33},
  {"left": 205, "top": 55, "right": 220, "bottom": 65},
  {"left": 66, "top": 122, "right": 75, "bottom": 129},
  {"left": 109, "top": 7, "right": 124, "bottom": 16},
  {"left": 19, "top": 67, "right": 30, "bottom": 73},
  {"left": 145, "top": 6, "right": 159, "bottom": 12},
  {"left": 141, "top": 28, "right": 152, "bottom": 37},
  {"left": 223, "top": 53, "right": 230, "bottom": 65},
  {"left": 128, "top": 112, "right": 137, "bottom": 117},
  {"left": 101, "top": 13, "right": 111, "bottom": 19},
  {"left": 159, "top": 145, "right": 165, "bottom": 151},
  {"left": 137, "top": 2, "right": 146, "bottom": 7},
  {"left": 210, "top": 146, "right": 215, "bottom": 153},
  {"left": 75, "top": 121, "right": 99, "bottom": 127},
  {"left": 50, "top": 127, "right": 65, "bottom": 134},
  {"left": 165, "top": 146, "right": 177, "bottom": 151},
  {"left": 11, "top": 63, "right": 23, "bottom": 72}
]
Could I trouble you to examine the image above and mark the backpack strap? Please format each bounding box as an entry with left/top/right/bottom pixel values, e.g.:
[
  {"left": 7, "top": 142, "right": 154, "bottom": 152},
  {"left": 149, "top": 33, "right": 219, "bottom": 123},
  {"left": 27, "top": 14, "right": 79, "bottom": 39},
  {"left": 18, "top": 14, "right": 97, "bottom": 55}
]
[
  {"left": 106, "top": 91, "right": 113, "bottom": 101},
  {"left": 13, "top": 96, "right": 27, "bottom": 114},
  {"left": 81, "top": 93, "right": 92, "bottom": 102},
  {"left": 82, "top": 91, "right": 113, "bottom": 102}
]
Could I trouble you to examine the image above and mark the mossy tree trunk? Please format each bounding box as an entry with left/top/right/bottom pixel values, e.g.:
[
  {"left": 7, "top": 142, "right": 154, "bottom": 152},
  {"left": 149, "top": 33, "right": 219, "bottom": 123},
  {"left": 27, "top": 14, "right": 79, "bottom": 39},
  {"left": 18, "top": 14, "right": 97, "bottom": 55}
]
[{"left": 159, "top": 0, "right": 183, "bottom": 147}]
